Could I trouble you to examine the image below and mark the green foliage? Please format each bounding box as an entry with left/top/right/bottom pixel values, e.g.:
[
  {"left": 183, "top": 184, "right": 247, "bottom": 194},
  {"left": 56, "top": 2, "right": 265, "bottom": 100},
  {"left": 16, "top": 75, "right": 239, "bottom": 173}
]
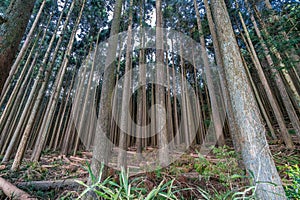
[
  {"left": 196, "top": 185, "right": 257, "bottom": 200},
  {"left": 194, "top": 146, "right": 244, "bottom": 188},
  {"left": 76, "top": 163, "right": 186, "bottom": 199},
  {"left": 282, "top": 165, "right": 300, "bottom": 199},
  {"left": 0, "top": 0, "right": 9, "bottom": 14}
]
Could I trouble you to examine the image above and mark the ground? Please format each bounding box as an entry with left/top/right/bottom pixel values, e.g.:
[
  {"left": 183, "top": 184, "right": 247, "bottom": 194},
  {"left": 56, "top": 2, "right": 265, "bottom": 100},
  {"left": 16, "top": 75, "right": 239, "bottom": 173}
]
[{"left": 0, "top": 137, "right": 299, "bottom": 199}]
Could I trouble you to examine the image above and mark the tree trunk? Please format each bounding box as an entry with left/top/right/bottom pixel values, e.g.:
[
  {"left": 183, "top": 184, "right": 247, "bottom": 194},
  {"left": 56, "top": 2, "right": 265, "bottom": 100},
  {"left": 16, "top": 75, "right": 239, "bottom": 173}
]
[
  {"left": 237, "top": 2, "right": 293, "bottom": 148},
  {"left": 247, "top": 2, "right": 300, "bottom": 139},
  {"left": 155, "top": 0, "right": 169, "bottom": 166},
  {"left": 90, "top": 0, "right": 123, "bottom": 180},
  {"left": 117, "top": 0, "right": 133, "bottom": 169},
  {"left": 194, "top": 0, "right": 225, "bottom": 146},
  {"left": 1, "top": 0, "right": 46, "bottom": 98},
  {"left": 31, "top": 0, "right": 86, "bottom": 162},
  {"left": 0, "top": 0, "right": 36, "bottom": 94},
  {"left": 210, "top": 0, "right": 286, "bottom": 199},
  {"left": 203, "top": 0, "right": 241, "bottom": 153}
]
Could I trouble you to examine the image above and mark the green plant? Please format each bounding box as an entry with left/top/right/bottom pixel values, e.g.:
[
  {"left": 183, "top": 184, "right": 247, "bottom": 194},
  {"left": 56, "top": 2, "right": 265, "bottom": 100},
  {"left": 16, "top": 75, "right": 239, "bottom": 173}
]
[
  {"left": 197, "top": 184, "right": 257, "bottom": 200},
  {"left": 76, "top": 163, "right": 186, "bottom": 199},
  {"left": 194, "top": 146, "right": 244, "bottom": 188},
  {"left": 283, "top": 165, "right": 300, "bottom": 199}
]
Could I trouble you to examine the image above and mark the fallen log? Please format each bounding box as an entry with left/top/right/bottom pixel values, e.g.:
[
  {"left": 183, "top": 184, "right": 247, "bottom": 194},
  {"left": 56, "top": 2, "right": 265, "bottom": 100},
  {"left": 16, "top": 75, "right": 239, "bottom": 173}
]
[
  {"left": 16, "top": 179, "right": 85, "bottom": 191},
  {"left": 0, "top": 177, "right": 37, "bottom": 199}
]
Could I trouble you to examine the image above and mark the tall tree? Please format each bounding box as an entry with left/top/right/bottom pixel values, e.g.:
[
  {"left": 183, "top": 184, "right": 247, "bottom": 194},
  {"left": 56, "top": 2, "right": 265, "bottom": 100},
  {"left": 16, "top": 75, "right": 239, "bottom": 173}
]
[
  {"left": 117, "top": 0, "right": 133, "bottom": 169},
  {"left": 90, "top": 0, "right": 123, "bottom": 179},
  {"left": 236, "top": 1, "right": 294, "bottom": 148},
  {"left": 203, "top": 0, "right": 241, "bottom": 153},
  {"left": 209, "top": 0, "right": 286, "bottom": 199},
  {"left": 193, "top": 0, "right": 225, "bottom": 146},
  {"left": 156, "top": 0, "right": 169, "bottom": 166},
  {"left": 0, "top": 0, "right": 37, "bottom": 94}
]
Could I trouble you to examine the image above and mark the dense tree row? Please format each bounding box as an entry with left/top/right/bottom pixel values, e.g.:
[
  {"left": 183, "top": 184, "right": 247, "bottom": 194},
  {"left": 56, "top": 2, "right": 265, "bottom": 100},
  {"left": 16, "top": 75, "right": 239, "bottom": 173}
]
[{"left": 0, "top": 0, "right": 299, "bottom": 198}]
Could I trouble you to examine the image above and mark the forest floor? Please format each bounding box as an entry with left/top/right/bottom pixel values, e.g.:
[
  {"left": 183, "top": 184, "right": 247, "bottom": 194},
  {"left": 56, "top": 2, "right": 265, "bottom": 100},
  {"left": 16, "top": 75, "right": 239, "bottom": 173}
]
[{"left": 0, "top": 136, "right": 299, "bottom": 199}]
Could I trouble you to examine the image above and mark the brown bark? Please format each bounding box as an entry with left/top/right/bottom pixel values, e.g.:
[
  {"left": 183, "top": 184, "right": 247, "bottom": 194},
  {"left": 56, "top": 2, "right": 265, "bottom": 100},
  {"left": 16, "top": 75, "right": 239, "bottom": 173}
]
[
  {"left": 1, "top": 0, "right": 46, "bottom": 98},
  {"left": 16, "top": 179, "right": 84, "bottom": 191},
  {"left": 0, "top": 0, "right": 36, "bottom": 94}
]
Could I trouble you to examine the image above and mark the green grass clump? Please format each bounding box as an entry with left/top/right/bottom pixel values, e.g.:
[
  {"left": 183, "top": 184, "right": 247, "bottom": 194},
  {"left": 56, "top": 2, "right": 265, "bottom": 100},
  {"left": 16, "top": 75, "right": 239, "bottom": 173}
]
[{"left": 76, "top": 163, "right": 188, "bottom": 199}]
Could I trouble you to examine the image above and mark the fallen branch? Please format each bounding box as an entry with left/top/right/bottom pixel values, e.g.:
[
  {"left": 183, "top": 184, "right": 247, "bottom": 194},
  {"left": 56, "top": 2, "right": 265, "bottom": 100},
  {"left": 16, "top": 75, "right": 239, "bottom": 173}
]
[
  {"left": 0, "top": 177, "right": 37, "bottom": 199},
  {"left": 70, "top": 156, "right": 89, "bottom": 162},
  {"left": 16, "top": 179, "right": 86, "bottom": 191}
]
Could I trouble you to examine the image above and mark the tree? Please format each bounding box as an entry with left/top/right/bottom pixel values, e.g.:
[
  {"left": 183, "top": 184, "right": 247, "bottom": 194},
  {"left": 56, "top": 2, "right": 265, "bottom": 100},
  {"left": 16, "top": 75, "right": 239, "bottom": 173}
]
[
  {"left": 236, "top": 1, "right": 294, "bottom": 148},
  {"left": 193, "top": 0, "right": 225, "bottom": 146},
  {"left": 0, "top": 0, "right": 37, "bottom": 94},
  {"left": 156, "top": 0, "right": 169, "bottom": 166},
  {"left": 117, "top": 0, "right": 133, "bottom": 169},
  {"left": 90, "top": 0, "right": 123, "bottom": 179},
  {"left": 209, "top": 0, "right": 286, "bottom": 199}
]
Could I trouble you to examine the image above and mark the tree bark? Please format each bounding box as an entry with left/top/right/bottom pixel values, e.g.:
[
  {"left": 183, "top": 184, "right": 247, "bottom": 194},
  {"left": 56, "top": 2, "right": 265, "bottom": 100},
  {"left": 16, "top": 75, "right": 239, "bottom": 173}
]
[
  {"left": 0, "top": 0, "right": 36, "bottom": 94},
  {"left": 1, "top": 0, "right": 46, "bottom": 98},
  {"left": 90, "top": 0, "right": 123, "bottom": 180},
  {"left": 0, "top": 177, "right": 37, "bottom": 200},
  {"left": 194, "top": 0, "right": 225, "bottom": 146},
  {"left": 155, "top": 0, "right": 169, "bottom": 166},
  {"left": 117, "top": 0, "right": 133, "bottom": 169},
  {"left": 203, "top": 0, "right": 241, "bottom": 153},
  {"left": 210, "top": 0, "right": 287, "bottom": 199}
]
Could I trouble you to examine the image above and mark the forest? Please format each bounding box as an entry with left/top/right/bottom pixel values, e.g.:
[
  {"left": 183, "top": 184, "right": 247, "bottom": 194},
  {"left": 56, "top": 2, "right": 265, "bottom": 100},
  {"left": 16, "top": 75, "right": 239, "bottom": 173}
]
[{"left": 0, "top": 0, "right": 299, "bottom": 199}]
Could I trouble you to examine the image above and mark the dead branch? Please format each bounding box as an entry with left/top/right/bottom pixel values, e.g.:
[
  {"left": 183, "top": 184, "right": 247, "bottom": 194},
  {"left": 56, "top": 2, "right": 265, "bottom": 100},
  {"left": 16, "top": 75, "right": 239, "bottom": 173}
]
[
  {"left": 16, "top": 179, "right": 85, "bottom": 191},
  {"left": 0, "top": 177, "right": 37, "bottom": 199}
]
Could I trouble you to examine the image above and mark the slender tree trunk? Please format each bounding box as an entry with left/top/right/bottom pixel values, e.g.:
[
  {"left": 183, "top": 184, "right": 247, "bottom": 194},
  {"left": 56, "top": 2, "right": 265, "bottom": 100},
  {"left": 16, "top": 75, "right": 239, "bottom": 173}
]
[
  {"left": 179, "top": 43, "right": 190, "bottom": 146},
  {"left": 237, "top": 2, "right": 293, "bottom": 147},
  {"left": 171, "top": 40, "right": 180, "bottom": 145},
  {"left": 1, "top": 0, "right": 46, "bottom": 98},
  {"left": 117, "top": 0, "right": 133, "bottom": 169},
  {"left": 247, "top": 2, "right": 300, "bottom": 139},
  {"left": 90, "top": 0, "right": 123, "bottom": 180},
  {"left": 254, "top": 3, "right": 300, "bottom": 107},
  {"left": 155, "top": 0, "right": 169, "bottom": 166},
  {"left": 203, "top": 0, "right": 241, "bottom": 152},
  {"left": 136, "top": 1, "right": 146, "bottom": 158},
  {"left": 31, "top": 0, "right": 86, "bottom": 161},
  {"left": 239, "top": 31, "right": 277, "bottom": 139},
  {"left": 194, "top": 0, "right": 225, "bottom": 146}
]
